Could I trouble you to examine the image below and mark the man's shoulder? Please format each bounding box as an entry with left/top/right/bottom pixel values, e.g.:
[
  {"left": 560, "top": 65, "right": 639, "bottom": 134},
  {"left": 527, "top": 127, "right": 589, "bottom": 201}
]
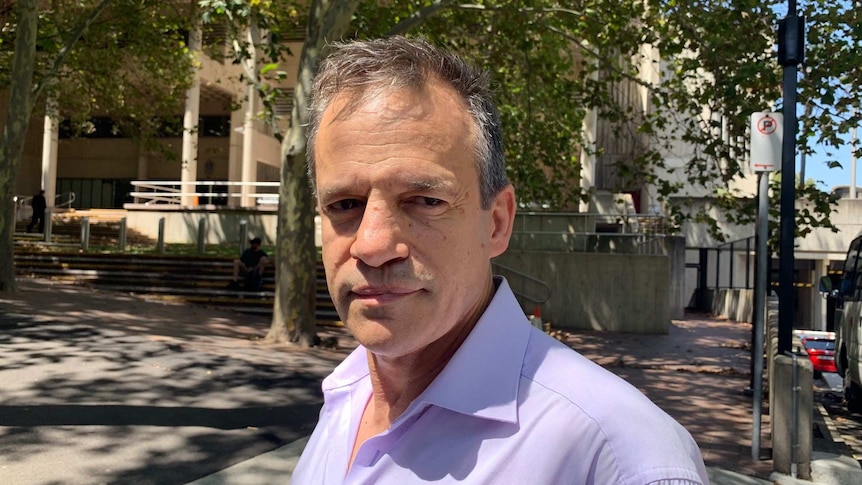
[
  {"left": 517, "top": 329, "right": 705, "bottom": 483},
  {"left": 521, "top": 329, "right": 678, "bottom": 423}
]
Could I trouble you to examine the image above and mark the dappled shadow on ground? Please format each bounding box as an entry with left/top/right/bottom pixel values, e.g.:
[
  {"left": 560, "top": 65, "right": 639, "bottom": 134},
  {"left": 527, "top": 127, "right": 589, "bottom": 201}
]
[
  {"left": 557, "top": 315, "right": 774, "bottom": 479},
  {"left": 0, "top": 277, "right": 353, "bottom": 484}
]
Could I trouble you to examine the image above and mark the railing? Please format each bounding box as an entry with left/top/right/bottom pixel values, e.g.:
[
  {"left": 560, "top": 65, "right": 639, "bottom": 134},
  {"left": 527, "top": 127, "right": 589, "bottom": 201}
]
[
  {"left": 56, "top": 191, "right": 76, "bottom": 209},
  {"left": 636, "top": 235, "right": 670, "bottom": 255},
  {"left": 513, "top": 211, "right": 669, "bottom": 236},
  {"left": 14, "top": 192, "right": 76, "bottom": 219},
  {"left": 509, "top": 231, "right": 673, "bottom": 254},
  {"left": 128, "top": 180, "right": 280, "bottom": 206},
  {"left": 713, "top": 235, "right": 756, "bottom": 290},
  {"left": 492, "top": 262, "right": 552, "bottom": 305}
]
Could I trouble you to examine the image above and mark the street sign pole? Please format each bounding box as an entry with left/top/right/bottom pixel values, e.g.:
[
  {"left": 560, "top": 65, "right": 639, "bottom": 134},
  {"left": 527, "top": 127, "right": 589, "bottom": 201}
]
[
  {"left": 748, "top": 111, "right": 780, "bottom": 460},
  {"left": 752, "top": 171, "right": 769, "bottom": 460}
]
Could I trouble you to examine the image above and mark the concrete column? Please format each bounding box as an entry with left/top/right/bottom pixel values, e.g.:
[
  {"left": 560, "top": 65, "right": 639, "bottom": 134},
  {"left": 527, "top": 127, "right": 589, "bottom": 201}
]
[
  {"left": 578, "top": 78, "right": 598, "bottom": 213},
  {"left": 240, "top": 28, "right": 257, "bottom": 208},
  {"left": 638, "top": 43, "right": 662, "bottom": 216},
  {"left": 227, "top": 106, "right": 244, "bottom": 208},
  {"left": 137, "top": 151, "right": 148, "bottom": 180},
  {"left": 772, "top": 354, "right": 813, "bottom": 479},
  {"left": 40, "top": 95, "right": 59, "bottom": 208},
  {"left": 180, "top": 24, "right": 202, "bottom": 207},
  {"left": 667, "top": 236, "right": 686, "bottom": 319}
]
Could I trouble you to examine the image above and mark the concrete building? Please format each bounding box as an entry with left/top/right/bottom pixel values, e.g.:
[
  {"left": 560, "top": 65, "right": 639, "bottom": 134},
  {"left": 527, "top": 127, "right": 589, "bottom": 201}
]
[
  {"left": 7, "top": 22, "right": 302, "bottom": 212},
  {"left": 7, "top": 15, "right": 857, "bottom": 332}
]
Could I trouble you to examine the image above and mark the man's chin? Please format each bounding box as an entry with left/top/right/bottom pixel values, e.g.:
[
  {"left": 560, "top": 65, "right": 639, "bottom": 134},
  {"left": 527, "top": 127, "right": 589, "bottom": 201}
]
[{"left": 344, "top": 318, "right": 406, "bottom": 354}]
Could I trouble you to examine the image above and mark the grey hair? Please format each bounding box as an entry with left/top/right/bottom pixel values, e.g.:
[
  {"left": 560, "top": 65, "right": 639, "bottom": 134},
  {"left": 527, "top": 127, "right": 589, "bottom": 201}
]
[{"left": 306, "top": 36, "right": 508, "bottom": 209}]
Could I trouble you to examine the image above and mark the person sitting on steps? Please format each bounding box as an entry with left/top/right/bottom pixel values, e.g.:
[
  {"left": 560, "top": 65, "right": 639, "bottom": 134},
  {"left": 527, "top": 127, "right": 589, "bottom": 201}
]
[{"left": 230, "top": 237, "right": 269, "bottom": 290}]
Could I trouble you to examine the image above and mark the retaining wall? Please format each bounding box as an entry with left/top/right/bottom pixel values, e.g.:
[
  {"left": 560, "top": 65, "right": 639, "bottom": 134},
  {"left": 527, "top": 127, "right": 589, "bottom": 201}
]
[{"left": 494, "top": 250, "right": 670, "bottom": 333}]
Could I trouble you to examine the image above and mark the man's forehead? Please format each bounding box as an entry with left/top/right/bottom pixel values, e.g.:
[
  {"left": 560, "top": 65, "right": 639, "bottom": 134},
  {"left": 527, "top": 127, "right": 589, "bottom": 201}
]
[{"left": 318, "top": 172, "right": 457, "bottom": 199}]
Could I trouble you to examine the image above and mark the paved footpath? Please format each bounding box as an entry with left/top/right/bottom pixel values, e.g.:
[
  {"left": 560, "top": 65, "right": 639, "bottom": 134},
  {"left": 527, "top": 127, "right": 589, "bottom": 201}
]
[
  {"left": 0, "top": 278, "right": 353, "bottom": 485},
  {"left": 2, "top": 277, "right": 861, "bottom": 484}
]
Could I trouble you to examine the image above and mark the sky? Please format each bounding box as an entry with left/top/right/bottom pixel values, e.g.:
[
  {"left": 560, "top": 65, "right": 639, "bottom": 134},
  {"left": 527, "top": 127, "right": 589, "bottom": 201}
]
[
  {"left": 772, "top": 0, "right": 858, "bottom": 192},
  {"left": 806, "top": 138, "right": 858, "bottom": 191}
]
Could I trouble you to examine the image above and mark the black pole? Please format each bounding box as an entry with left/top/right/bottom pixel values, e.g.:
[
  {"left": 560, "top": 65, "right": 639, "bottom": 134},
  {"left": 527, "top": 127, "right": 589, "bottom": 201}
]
[
  {"left": 716, "top": 248, "right": 721, "bottom": 290},
  {"left": 699, "top": 248, "right": 708, "bottom": 311},
  {"left": 746, "top": 237, "right": 752, "bottom": 289},
  {"left": 730, "top": 241, "right": 735, "bottom": 289},
  {"left": 777, "top": 1, "right": 804, "bottom": 354}
]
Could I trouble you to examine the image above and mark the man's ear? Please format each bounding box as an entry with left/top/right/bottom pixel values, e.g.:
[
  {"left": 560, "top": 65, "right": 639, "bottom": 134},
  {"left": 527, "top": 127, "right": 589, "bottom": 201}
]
[{"left": 488, "top": 185, "right": 516, "bottom": 258}]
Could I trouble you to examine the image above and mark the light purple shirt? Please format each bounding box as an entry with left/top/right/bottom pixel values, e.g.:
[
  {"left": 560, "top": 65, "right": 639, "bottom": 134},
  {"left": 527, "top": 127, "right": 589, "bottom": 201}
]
[{"left": 292, "top": 279, "right": 708, "bottom": 484}]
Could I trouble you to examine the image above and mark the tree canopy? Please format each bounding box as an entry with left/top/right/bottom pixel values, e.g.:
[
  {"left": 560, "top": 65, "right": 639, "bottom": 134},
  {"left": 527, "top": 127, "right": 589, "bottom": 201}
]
[
  {"left": 0, "top": 0, "right": 199, "bottom": 291},
  {"left": 195, "top": 0, "right": 860, "bottom": 344},
  {"left": 4, "top": 0, "right": 855, "bottom": 334}
]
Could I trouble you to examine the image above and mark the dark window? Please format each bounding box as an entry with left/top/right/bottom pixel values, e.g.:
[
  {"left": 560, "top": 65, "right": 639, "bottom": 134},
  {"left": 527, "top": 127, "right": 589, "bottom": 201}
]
[
  {"left": 839, "top": 237, "right": 862, "bottom": 304},
  {"left": 200, "top": 115, "right": 231, "bottom": 137},
  {"left": 59, "top": 117, "right": 125, "bottom": 139}
]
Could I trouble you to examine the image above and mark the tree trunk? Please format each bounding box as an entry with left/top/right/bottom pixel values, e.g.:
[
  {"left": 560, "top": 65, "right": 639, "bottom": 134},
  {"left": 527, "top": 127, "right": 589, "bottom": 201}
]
[
  {"left": 0, "top": 0, "right": 39, "bottom": 292},
  {"left": 266, "top": 0, "right": 360, "bottom": 345}
]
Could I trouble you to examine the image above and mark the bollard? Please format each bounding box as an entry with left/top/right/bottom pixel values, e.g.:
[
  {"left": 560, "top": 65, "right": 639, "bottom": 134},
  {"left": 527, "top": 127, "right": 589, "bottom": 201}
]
[
  {"left": 119, "top": 217, "right": 127, "bottom": 252},
  {"left": 157, "top": 217, "right": 166, "bottom": 254},
  {"left": 529, "top": 306, "right": 543, "bottom": 331},
  {"left": 81, "top": 216, "right": 90, "bottom": 251},
  {"left": 197, "top": 217, "right": 207, "bottom": 255},
  {"left": 772, "top": 353, "right": 812, "bottom": 479},
  {"left": 238, "top": 219, "right": 249, "bottom": 256},
  {"left": 44, "top": 207, "right": 53, "bottom": 242}
]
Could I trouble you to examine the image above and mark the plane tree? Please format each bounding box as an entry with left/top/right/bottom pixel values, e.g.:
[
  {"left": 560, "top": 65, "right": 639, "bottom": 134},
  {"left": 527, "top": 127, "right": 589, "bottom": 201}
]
[
  {"left": 200, "top": 0, "right": 858, "bottom": 345},
  {"left": 0, "top": 0, "right": 196, "bottom": 291}
]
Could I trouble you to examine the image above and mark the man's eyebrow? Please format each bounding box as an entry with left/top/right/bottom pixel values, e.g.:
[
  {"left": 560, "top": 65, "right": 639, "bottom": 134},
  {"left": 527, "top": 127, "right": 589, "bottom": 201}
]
[
  {"left": 317, "top": 177, "right": 454, "bottom": 199},
  {"left": 318, "top": 183, "right": 355, "bottom": 200},
  {"left": 408, "top": 178, "right": 453, "bottom": 192}
]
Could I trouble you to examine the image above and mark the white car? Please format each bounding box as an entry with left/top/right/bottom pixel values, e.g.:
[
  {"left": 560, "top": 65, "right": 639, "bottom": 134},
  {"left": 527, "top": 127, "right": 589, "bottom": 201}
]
[{"left": 826, "top": 232, "right": 862, "bottom": 413}]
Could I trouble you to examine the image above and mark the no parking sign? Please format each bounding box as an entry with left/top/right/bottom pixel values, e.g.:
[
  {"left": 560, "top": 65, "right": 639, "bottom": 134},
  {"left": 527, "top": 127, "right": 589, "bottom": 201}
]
[{"left": 750, "top": 112, "right": 783, "bottom": 172}]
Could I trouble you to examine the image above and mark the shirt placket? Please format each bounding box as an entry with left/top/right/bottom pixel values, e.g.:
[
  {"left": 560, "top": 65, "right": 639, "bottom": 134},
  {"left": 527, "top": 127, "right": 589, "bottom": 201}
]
[{"left": 344, "top": 404, "right": 430, "bottom": 484}]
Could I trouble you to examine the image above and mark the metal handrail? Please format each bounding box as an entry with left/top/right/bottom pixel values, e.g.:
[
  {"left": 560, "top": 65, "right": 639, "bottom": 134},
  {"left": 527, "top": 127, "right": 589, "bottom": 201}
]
[
  {"left": 129, "top": 180, "right": 280, "bottom": 206},
  {"left": 56, "top": 191, "right": 75, "bottom": 208},
  {"left": 492, "top": 261, "right": 552, "bottom": 305},
  {"left": 14, "top": 191, "right": 75, "bottom": 209},
  {"left": 513, "top": 212, "right": 669, "bottom": 236}
]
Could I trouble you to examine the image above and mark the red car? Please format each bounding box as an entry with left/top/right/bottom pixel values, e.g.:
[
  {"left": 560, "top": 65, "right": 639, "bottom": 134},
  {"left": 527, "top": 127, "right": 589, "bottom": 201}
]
[{"left": 801, "top": 337, "right": 837, "bottom": 376}]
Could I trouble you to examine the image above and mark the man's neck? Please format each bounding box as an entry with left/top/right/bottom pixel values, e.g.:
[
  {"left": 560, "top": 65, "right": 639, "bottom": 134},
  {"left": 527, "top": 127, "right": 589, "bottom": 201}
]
[
  {"left": 350, "top": 320, "right": 478, "bottom": 467},
  {"left": 347, "top": 276, "right": 497, "bottom": 469}
]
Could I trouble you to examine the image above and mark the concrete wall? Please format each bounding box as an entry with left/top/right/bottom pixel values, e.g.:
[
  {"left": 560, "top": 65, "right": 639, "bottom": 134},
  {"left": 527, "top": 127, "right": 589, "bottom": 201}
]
[
  {"left": 125, "top": 209, "right": 324, "bottom": 248},
  {"left": 710, "top": 288, "right": 754, "bottom": 323},
  {"left": 126, "top": 209, "right": 278, "bottom": 245},
  {"left": 494, "top": 250, "right": 670, "bottom": 333}
]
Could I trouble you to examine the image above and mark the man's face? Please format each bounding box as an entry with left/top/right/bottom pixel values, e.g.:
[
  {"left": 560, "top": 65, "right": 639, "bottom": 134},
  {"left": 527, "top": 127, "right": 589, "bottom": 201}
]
[{"left": 314, "top": 79, "right": 514, "bottom": 359}]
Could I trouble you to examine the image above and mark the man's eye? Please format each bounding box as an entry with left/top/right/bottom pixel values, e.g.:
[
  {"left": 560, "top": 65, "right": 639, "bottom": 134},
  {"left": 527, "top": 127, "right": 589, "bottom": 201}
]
[
  {"left": 329, "top": 199, "right": 364, "bottom": 211},
  {"left": 419, "top": 197, "right": 443, "bottom": 207}
]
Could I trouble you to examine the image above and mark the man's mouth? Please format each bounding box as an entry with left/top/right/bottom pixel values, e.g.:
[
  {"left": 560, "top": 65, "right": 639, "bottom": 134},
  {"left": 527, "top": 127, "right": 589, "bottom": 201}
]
[{"left": 349, "top": 285, "right": 422, "bottom": 304}]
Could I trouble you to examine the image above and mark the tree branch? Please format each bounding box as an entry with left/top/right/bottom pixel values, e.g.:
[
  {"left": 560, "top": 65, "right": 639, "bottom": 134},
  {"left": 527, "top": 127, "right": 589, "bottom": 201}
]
[
  {"left": 33, "top": 0, "right": 113, "bottom": 100},
  {"left": 385, "top": 0, "right": 458, "bottom": 36}
]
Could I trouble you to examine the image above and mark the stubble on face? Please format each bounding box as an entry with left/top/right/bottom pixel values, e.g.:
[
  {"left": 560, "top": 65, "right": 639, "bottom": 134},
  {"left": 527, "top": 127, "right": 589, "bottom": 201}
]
[{"left": 315, "top": 79, "right": 497, "bottom": 361}]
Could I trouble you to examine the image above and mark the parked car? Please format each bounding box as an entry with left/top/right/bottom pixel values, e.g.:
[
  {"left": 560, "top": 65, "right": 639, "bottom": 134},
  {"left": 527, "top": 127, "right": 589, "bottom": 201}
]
[{"left": 801, "top": 336, "right": 837, "bottom": 378}]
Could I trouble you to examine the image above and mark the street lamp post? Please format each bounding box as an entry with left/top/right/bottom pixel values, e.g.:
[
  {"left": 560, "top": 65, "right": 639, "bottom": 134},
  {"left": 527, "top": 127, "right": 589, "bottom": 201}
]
[{"left": 777, "top": 0, "right": 804, "bottom": 354}]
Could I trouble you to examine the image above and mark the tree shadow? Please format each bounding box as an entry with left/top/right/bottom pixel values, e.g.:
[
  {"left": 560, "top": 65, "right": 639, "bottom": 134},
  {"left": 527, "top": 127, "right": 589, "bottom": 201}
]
[{"left": 0, "top": 279, "right": 354, "bottom": 484}]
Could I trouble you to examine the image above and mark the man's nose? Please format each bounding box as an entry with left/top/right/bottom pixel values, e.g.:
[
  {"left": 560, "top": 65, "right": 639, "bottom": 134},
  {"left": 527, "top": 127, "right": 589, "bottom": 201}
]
[{"left": 350, "top": 201, "right": 409, "bottom": 267}]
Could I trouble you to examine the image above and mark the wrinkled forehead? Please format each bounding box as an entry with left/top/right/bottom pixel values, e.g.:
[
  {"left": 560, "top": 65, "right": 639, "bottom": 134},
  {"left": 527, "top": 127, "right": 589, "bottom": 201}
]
[{"left": 324, "top": 81, "right": 441, "bottom": 125}]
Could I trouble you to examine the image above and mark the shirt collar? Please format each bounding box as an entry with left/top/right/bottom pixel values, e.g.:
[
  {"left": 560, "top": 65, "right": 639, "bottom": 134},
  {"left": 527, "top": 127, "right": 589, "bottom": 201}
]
[
  {"left": 322, "top": 277, "right": 530, "bottom": 424},
  {"left": 415, "top": 277, "right": 529, "bottom": 423}
]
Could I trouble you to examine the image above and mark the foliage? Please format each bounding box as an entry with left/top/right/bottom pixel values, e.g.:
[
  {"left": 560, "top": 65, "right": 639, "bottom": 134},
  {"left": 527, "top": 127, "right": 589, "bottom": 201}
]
[
  {"left": 0, "top": 0, "right": 200, "bottom": 291},
  {"left": 197, "top": 0, "right": 859, "bottom": 343},
  {"left": 0, "top": 1, "right": 195, "bottom": 141}
]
